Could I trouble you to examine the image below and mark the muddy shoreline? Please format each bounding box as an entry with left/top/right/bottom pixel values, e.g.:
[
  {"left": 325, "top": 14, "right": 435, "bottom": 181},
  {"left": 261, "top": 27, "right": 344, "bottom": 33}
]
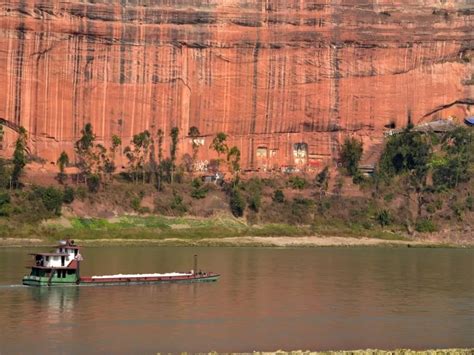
[{"left": 1, "top": 235, "right": 472, "bottom": 248}]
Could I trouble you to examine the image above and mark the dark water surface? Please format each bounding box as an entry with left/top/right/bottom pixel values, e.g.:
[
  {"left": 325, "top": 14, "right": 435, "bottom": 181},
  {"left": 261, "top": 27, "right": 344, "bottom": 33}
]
[{"left": 0, "top": 246, "right": 472, "bottom": 353}]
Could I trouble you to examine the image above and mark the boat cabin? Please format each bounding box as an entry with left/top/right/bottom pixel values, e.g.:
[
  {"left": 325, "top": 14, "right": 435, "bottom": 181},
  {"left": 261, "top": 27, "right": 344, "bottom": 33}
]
[
  {"left": 32, "top": 241, "right": 81, "bottom": 268},
  {"left": 23, "top": 240, "right": 83, "bottom": 286}
]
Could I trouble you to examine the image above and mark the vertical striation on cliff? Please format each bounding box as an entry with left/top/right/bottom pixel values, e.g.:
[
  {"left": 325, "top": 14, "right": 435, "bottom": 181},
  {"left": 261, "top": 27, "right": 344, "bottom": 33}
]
[{"left": 0, "top": 0, "right": 472, "bottom": 169}]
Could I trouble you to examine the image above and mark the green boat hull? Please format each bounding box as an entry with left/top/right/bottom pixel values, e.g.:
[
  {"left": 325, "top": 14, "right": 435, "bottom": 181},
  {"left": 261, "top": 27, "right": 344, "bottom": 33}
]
[{"left": 22, "top": 275, "right": 78, "bottom": 287}]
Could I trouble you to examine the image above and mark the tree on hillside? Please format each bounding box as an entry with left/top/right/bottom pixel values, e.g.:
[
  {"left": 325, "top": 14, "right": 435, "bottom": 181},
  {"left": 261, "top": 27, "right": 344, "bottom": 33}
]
[
  {"left": 124, "top": 130, "right": 152, "bottom": 184},
  {"left": 101, "top": 135, "right": 121, "bottom": 182},
  {"left": 123, "top": 145, "right": 137, "bottom": 182},
  {"left": 210, "top": 132, "right": 228, "bottom": 157},
  {"left": 432, "top": 127, "right": 473, "bottom": 189},
  {"left": 110, "top": 135, "right": 122, "bottom": 162},
  {"left": 137, "top": 130, "right": 152, "bottom": 183},
  {"left": 315, "top": 166, "right": 330, "bottom": 196},
  {"left": 340, "top": 137, "right": 363, "bottom": 177},
  {"left": 0, "top": 124, "right": 4, "bottom": 150},
  {"left": 156, "top": 129, "right": 164, "bottom": 190},
  {"left": 11, "top": 126, "right": 28, "bottom": 189},
  {"left": 188, "top": 126, "right": 201, "bottom": 173},
  {"left": 170, "top": 127, "right": 179, "bottom": 184},
  {"left": 74, "top": 123, "right": 96, "bottom": 179},
  {"left": 95, "top": 143, "right": 109, "bottom": 181},
  {"left": 379, "top": 130, "right": 432, "bottom": 180},
  {"left": 0, "top": 124, "right": 9, "bottom": 188},
  {"left": 227, "top": 146, "right": 241, "bottom": 184},
  {"left": 210, "top": 132, "right": 229, "bottom": 171},
  {"left": 379, "top": 129, "right": 432, "bottom": 222},
  {"left": 56, "top": 151, "right": 69, "bottom": 184}
]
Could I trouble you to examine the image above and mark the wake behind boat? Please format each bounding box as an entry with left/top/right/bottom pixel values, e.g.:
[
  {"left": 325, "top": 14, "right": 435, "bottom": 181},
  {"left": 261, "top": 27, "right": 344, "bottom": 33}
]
[{"left": 22, "top": 240, "right": 220, "bottom": 287}]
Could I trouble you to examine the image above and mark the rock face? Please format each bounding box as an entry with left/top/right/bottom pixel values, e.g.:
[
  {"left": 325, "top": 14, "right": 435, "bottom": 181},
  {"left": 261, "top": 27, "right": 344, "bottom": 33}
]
[{"left": 0, "top": 0, "right": 472, "bottom": 170}]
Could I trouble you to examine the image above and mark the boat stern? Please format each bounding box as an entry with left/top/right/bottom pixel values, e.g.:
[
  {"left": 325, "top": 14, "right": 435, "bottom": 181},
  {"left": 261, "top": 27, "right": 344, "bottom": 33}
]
[{"left": 22, "top": 275, "right": 48, "bottom": 287}]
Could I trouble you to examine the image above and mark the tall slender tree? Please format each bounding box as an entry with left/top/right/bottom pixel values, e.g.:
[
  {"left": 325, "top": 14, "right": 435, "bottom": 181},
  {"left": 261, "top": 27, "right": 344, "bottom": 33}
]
[
  {"left": 74, "top": 123, "right": 96, "bottom": 180},
  {"left": 170, "top": 127, "right": 179, "bottom": 183},
  {"left": 156, "top": 129, "right": 164, "bottom": 190},
  {"left": 56, "top": 151, "right": 69, "bottom": 184},
  {"left": 124, "top": 130, "right": 152, "bottom": 184},
  {"left": 0, "top": 124, "right": 4, "bottom": 150},
  {"left": 210, "top": 132, "right": 229, "bottom": 171},
  {"left": 11, "top": 127, "right": 28, "bottom": 189},
  {"left": 227, "top": 146, "right": 241, "bottom": 183},
  {"left": 111, "top": 135, "right": 122, "bottom": 162},
  {"left": 188, "top": 126, "right": 201, "bottom": 173}
]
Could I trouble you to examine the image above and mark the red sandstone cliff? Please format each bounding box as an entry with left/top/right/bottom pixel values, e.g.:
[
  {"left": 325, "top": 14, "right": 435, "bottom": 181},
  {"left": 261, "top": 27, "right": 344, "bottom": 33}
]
[{"left": 0, "top": 0, "right": 472, "bottom": 170}]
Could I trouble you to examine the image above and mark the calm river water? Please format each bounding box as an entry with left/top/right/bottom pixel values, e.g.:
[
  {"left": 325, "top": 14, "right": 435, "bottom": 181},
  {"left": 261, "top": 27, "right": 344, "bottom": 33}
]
[{"left": 0, "top": 246, "right": 472, "bottom": 353}]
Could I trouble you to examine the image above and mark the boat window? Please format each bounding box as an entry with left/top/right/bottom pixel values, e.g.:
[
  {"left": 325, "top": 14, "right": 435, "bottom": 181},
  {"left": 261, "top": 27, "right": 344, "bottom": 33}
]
[
  {"left": 61, "top": 256, "right": 65, "bottom": 266},
  {"left": 46, "top": 256, "right": 49, "bottom": 262},
  {"left": 74, "top": 249, "right": 78, "bottom": 256}
]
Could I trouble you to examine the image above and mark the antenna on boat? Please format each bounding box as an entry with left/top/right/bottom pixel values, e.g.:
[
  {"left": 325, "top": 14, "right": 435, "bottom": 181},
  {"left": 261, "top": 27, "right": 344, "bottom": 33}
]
[{"left": 194, "top": 254, "right": 198, "bottom": 275}]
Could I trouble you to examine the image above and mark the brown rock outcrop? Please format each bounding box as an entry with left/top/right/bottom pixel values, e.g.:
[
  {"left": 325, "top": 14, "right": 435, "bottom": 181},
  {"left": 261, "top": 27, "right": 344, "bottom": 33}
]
[{"left": 0, "top": 1, "right": 472, "bottom": 171}]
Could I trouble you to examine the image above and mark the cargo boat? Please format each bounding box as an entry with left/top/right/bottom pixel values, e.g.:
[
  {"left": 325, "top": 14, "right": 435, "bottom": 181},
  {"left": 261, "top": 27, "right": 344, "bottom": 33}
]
[{"left": 22, "top": 240, "right": 220, "bottom": 287}]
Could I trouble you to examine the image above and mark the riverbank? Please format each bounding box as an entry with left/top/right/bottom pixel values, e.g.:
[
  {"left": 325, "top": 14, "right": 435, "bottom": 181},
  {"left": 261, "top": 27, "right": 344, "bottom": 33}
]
[
  {"left": 0, "top": 215, "right": 471, "bottom": 248},
  {"left": 212, "top": 350, "right": 473, "bottom": 355},
  {"left": 0, "top": 235, "right": 471, "bottom": 248}
]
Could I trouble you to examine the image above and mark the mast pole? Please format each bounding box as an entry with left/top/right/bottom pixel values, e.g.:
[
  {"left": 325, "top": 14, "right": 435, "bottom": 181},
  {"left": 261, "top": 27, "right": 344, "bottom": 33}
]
[
  {"left": 76, "top": 260, "right": 81, "bottom": 284},
  {"left": 194, "top": 254, "right": 198, "bottom": 275}
]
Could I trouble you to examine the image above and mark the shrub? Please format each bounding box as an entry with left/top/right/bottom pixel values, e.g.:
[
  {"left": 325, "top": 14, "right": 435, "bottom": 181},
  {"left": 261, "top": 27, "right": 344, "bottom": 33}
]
[
  {"left": 170, "top": 191, "right": 187, "bottom": 214},
  {"left": 376, "top": 209, "right": 392, "bottom": 227},
  {"left": 466, "top": 195, "right": 473, "bottom": 211},
  {"left": 245, "top": 178, "right": 262, "bottom": 212},
  {"left": 315, "top": 166, "right": 329, "bottom": 190},
  {"left": 317, "top": 199, "right": 331, "bottom": 214},
  {"left": 352, "top": 171, "right": 365, "bottom": 185},
  {"left": 433, "top": 156, "right": 469, "bottom": 190},
  {"left": 190, "top": 178, "right": 208, "bottom": 199},
  {"left": 289, "top": 197, "right": 313, "bottom": 224},
  {"left": 340, "top": 137, "right": 363, "bottom": 177},
  {"left": 415, "top": 218, "right": 438, "bottom": 233},
  {"left": 75, "top": 186, "right": 87, "bottom": 200},
  {"left": 131, "top": 196, "right": 142, "bottom": 211},
  {"left": 288, "top": 176, "right": 307, "bottom": 190},
  {"left": 62, "top": 187, "right": 75, "bottom": 204},
  {"left": 426, "top": 204, "right": 436, "bottom": 214},
  {"left": 273, "top": 189, "right": 285, "bottom": 203},
  {"left": 384, "top": 193, "right": 394, "bottom": 202},
  {"left": 450, "top": 202, "right": 464, "bottom": 220},
  {"left": 87, "top": 174, "right": 100, "bottom": 193},
  {"left": 0, "top": 192, "right": 11, "bottom": 216},
  {"left": 248, "top": 192, "right": 261, "bottom": 212},
  {"left": 379, "top": 130, "right": 431, "bottom": 180},
  {"left": 33, "top": 186, "right": 63, "bottom": 216},
  {"left": 230, "top": 188, "right": 246, "bottom": 217},
  {"left": 0, "top": 192, "right": 10, "bottom": 206}
]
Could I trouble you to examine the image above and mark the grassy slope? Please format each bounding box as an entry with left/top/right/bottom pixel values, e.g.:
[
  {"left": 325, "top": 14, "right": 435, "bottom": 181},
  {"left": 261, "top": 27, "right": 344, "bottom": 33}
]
[{"left": 23, "top": 214, "right": 407, "bottom": 245}]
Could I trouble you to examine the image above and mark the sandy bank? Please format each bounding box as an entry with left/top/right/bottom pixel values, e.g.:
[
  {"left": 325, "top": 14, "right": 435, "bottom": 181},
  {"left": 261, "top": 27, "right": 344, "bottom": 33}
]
[
  {"left": 214, "top": 350, "right": 472, "bottom": 355},
  {"left": 1, "top": 235, "right": 471, "bottom": 248}
]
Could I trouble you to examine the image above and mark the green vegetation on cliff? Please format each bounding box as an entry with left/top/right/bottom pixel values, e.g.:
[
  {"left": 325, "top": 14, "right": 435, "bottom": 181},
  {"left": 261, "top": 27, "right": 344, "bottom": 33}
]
[{"left": 0, "top": 123, "right": 471, "bottom": 244}]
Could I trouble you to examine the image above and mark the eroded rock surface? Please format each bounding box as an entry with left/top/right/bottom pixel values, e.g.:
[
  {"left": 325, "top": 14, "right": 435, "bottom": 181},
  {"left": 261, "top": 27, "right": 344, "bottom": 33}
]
[{"left": 0, "top": 0, "right": 472, "bottom": 169}]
